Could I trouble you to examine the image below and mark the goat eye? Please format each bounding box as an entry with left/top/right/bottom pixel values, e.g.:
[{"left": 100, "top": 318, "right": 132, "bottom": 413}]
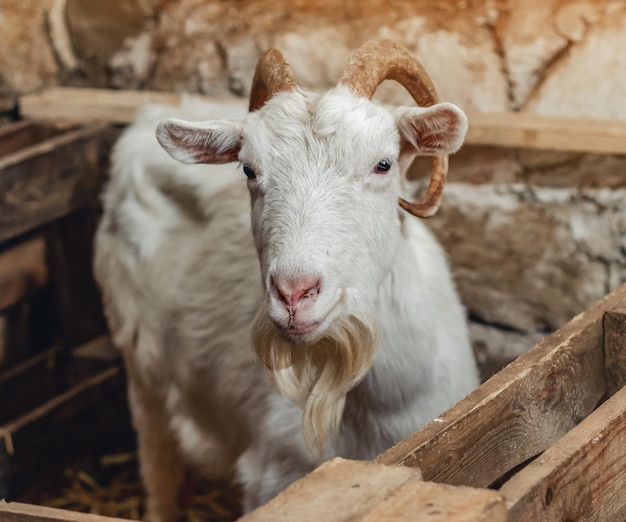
[
  {"left": 374, "top": 159, "right": 391, "bottom": 174},
  {"left": 243, "top": 164, "right": 256, "bottom": 179}
]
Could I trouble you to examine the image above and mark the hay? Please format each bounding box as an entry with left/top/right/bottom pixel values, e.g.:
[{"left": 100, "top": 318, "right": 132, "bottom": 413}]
[{"left": 44, "top": 451, "right": 242, "bottom": 521}]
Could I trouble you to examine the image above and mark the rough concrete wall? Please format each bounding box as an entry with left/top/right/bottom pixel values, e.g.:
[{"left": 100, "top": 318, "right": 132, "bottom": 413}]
[
  {"left": 424, "top": 181, "right": 626, "bottom": 377},
  {"left": 2, "top": 0, "right": 626, "bottom": 117}
]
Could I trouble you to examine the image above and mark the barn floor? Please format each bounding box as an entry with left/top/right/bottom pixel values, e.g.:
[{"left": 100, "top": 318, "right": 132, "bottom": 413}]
[
  {"left": 17, "top": 437, "right": 242, "bottom": 522},
  {"left": 0, "top": 329, "right": 241, "bottom": 521}
]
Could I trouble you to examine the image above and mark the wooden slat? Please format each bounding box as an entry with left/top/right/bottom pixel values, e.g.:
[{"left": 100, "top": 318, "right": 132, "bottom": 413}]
[
  {"left": 0, "top": 122, "right": 38, "bottom": 158},
  {"left": 0, "top": 337, "right": 128, "bottom": 498},
  {"left": 604, "top": 305, "right": 626, "bottom": 396},
  {"left": 2, "top": 366, "right": 120, "bottom": 437},
  {"left": 45, "top": 208, "right": 109, "bottom": 349},
  {"left": 0, "top": 124, "right": 109, "bottom": 243},
  {"left": 500, "top": 384, "right": 626, "bottom": 521},
  {"left": 0, "top": 237, "right": 48, "bottom": 311},
  {"left": 0, "top": 344, "right": 64, "bottom": 426},
  {"left": 20, "top": 87, "right": 239, "bottom": 125},
  {"left": 0, "top": 500, "right": 132, "bottom": 522},
  {"left": 0, "top": 121, "right": 70, "bottom": 159},
  {"left": 466, "top": 111, "right": 626, "bottom": 154},
  {"left": 360, "top": 481, "right": 506, "bottom": 522},
  {"left": 240, "top": 457, "right": 422, "bottom": 522},
  {"left": 20, "top": 87, "right": 626, "bottom": 154},
  {"left": 0, "top": 336, "right": 116, "bottom": 425},
  {"left": 241, "top": 458, "right": 506, "bottom": 522},
  {"left": 377, "top": 283, "right": 626, "bottom": 488}
]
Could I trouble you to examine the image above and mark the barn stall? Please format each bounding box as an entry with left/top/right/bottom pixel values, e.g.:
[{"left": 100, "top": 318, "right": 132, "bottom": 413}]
[{"left": 1, "top": 0, "right": 626, "bottom": 520}]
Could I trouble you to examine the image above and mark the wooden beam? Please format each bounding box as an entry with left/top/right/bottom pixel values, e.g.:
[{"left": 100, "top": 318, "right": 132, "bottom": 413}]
[
  {"left": 0, "top": 500, "right": 132, "bottom": 522},
  {"left": 241, "top": 457, "right": 506, "bottom": 522},
  {"left": 377, "top": 283, "right": 626, "bottom": 489},
  {"left": 466, "top": 111, "right": 626, "bottom": 155},
  {"left": 0, "top": 121, "right": 72, "bottom": 159},
  {"left": 360, "top": 481, "right": 506, "bottom": 522},
  {"left": 0, "top": 124, "right": 111, "bottom": 243},
  {"left": 0, "top": 237, "right": 48, "bottom": 311},
  {"left": 499, "top": 384, "right": 626, "bottom": 521},
  {"left": 19, "top": 87, "right": 626, "bottom": 154},
  {"left": 240, "top": 458, "right": 422, "bottom": 522},
  {"left": 20, "top": 87, "right": 240, "bottom": 125},
  {"left": 604, "top": 305, "right": 626, "bottom": 396}
]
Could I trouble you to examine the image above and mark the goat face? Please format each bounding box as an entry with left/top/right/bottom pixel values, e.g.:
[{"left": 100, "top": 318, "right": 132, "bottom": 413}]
[
  {"left": 157, "top": 88, "right": 466, "bottom": 344},
  {"left": 156, "top": 87, "right": 466, "bottom": 450},
  {"left": 246, "top": 90, "right": 406, "bottom": 342}
]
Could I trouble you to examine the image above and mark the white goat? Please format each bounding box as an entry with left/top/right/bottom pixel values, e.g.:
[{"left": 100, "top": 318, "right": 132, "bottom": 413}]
[{"left": 94, "top": 39, "right": 479, "bottom": 521}]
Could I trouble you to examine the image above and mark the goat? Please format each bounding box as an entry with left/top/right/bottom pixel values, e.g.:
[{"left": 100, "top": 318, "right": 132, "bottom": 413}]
[{"left": 94, "top": 39, "right": 479, "bottom": 521}]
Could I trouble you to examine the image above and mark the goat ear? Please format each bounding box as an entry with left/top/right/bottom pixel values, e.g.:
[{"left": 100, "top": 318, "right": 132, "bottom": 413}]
[
  {"left": 156, "top": 118, "right": 242, "bottom": 164},
  {"left": 397, "top": 103, "right": 468, "bottom": 155}
]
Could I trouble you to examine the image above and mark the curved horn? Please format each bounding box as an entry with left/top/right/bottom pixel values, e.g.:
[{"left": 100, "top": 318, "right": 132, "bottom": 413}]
[
  {"left": 249, "top": 49, "right": 297, "bottom": 112},
  {"left": 338, "top": 39, "right": 447, "bottom": 218}
]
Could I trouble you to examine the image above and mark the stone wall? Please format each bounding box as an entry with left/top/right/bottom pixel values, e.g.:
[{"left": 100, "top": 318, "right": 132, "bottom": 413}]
[
  {"left": 1, "top": 0, "right": 625, "bottom": 375},
  {"left": 429, "top": 182, "right": 626, "bottom": 376},
  {"left": 2, "top": 0, "right": 626, "bottom": 116}
]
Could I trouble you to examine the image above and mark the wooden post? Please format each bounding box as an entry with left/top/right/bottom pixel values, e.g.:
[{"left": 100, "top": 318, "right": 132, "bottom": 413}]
[
  {"left": 45, "top": 209, "right": 108, "bottom": 349},
  {"left": 0, "top": 237, "right": 48, "bottom": 312},
  {"left": 604, "top": 305, "right": 626, "bottom": 396}
]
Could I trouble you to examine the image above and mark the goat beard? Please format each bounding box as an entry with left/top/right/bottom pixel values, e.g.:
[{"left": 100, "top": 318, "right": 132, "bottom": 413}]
[{"left": 252, "top": 309, "right": 378, "bottom": 454}]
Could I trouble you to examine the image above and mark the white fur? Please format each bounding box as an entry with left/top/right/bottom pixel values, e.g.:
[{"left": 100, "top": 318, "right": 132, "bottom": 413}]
[{"left": 94, "top": 89, "right": 478, "bottom": 521}]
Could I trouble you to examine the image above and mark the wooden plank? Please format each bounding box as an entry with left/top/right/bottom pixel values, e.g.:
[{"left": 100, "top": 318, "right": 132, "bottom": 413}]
[
  {"left": 0, "top": 337, "right": 116, "bottom": 425},
  {"left": 377, "top": 283, "right": 626, "bottom": 489},
  {"left": 0, "top": 344, "right": 64, "bottom": 425},
  {"left": 466, "top": 111, "right": 626, "bottom": 154},
  {"left": 360, "top": 481, "right": 506, "bottom": 522},
  {"left": 240, "top": 457, "right": 422, "bottom": 522},
  {"left": 0, "top": 124, "right": 110, "bottom": 243},
  {"left": 0, "top": 121, "right": 71, "bottom": 159},
  {"left": 19, "top": 87, "right": 626, "bottom": 154},
  {"left": 20, "top": 87, "right": 240, "bottom": 125},
  {"left": 500, "top": 384, "right": 626, "bottom": 521},
  {"left": 241, "top": 458, "right": 505, "bottom": 522},
  {"left": 0, "top": 500, "right": 132, "bottom": 522},
  {"left": 0, "top": 122, "right": 38, "bottom": 158},
  {"left": 2, "top": 366, "right": 120, "bottom": 438},
  {"left": 0, "top": 237, "right": 48, "bottom": 311},
  {"left": 604, "top": 305, "right": 626, "bottom": 396}
]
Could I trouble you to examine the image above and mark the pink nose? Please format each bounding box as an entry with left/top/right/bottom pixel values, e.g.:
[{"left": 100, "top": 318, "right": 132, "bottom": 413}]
[{"left": 271, "top": 276, "right": 321, "bottom": 306}]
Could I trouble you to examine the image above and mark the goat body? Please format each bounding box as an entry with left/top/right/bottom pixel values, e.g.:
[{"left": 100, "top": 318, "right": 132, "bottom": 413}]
[{"left": 95, "top": 62, "right": 479, "bottom": 520}]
